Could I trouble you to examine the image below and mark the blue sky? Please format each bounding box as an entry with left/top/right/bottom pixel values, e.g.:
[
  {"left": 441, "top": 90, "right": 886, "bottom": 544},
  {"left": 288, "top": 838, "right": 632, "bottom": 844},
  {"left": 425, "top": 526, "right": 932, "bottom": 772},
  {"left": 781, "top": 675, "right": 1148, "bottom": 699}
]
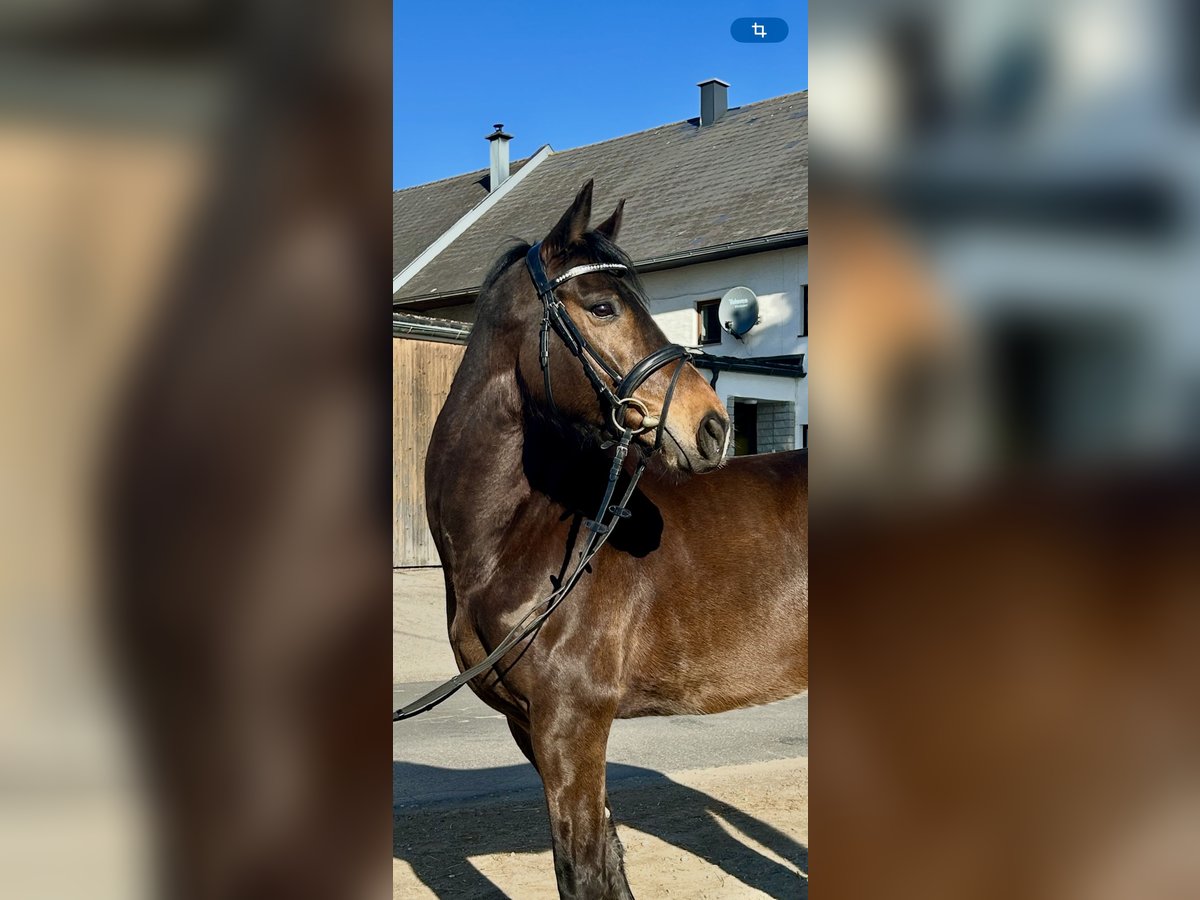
[{"left": 393, "top": 1, "right": 807, "bottom": 189}]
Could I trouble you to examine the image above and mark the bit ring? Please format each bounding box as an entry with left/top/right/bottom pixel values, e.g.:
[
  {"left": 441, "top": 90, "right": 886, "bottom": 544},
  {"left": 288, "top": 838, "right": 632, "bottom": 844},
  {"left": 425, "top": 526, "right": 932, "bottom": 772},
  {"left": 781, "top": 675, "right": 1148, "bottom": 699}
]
[{"left": 611, "top": 397, "right": 659, "bottom": 435}]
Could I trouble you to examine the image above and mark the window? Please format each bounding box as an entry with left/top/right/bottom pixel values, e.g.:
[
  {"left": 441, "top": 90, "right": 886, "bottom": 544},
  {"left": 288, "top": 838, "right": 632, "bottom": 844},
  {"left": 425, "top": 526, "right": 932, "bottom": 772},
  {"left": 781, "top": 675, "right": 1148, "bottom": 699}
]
[
  {"left": 731, "top": 397, "right": 797, "bottom": 455},
  {"left": 733, "top": 401, "right": 758, "bottom": 455},
  {"left": 697, "top": 299, "right": 722, "bottom": 345},
  {"left": 799, "top": 284, "right": 808, "bottom": 337}
]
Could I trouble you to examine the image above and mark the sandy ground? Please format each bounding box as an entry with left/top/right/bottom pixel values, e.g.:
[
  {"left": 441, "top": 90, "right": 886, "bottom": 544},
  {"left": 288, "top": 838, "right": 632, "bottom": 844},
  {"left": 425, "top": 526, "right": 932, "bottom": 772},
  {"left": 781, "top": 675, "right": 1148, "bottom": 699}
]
[
  {"left": 393, "top": 758, "right": 807, "bottom": 899},
  {"left": 394, "top": 570, "right": 808, "bottom": 899}
]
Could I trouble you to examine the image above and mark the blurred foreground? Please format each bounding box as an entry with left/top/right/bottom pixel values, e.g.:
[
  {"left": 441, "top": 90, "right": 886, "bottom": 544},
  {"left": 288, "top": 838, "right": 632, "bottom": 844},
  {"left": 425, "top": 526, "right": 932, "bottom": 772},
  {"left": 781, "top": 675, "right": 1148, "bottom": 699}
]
[
  {"left": 1, "top": 3, "right": 391, "bottom": 898},
  {"left": 812, "top": 0, "right": 1200, "bottom": 897}
]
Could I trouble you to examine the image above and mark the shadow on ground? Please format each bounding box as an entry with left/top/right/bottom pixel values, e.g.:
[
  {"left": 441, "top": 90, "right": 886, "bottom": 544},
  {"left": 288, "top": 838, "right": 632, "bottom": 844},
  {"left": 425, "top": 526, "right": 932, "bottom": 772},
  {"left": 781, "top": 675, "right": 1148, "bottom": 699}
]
[{"left": 394, "top": 761, "right": 807, "bottom": 899}]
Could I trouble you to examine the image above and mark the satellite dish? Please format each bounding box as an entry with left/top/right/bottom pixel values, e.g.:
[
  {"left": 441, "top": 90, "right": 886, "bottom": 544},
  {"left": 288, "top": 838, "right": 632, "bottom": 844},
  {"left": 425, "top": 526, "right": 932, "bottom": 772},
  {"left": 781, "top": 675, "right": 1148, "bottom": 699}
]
[{"left": 719, "top": 286, "right": 759, "bottom": 337}]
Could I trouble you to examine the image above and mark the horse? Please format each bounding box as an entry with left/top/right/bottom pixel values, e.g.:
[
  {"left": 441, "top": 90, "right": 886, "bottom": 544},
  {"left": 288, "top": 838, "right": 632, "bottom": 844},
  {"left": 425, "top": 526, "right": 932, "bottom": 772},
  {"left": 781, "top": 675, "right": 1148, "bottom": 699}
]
[{"left": 423, "top": 180, "right": 808, "bottom": 899}]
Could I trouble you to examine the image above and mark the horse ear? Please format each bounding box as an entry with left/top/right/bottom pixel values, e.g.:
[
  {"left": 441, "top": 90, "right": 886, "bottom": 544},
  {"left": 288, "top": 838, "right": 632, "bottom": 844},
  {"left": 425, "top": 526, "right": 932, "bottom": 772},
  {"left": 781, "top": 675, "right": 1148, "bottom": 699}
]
[
  {"left": 543, "top": 179, "right": 594, "bottom": 259},
  {"left": 594, "top": 198, "right": 625, "bottom": 241}
]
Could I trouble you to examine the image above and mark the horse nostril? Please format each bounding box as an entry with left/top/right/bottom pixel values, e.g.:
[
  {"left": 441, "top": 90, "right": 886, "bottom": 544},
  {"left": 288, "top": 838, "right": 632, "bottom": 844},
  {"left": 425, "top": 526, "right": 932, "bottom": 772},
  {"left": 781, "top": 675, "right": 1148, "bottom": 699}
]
[{"left": 697, "top": 412, "right": 728, "bottom": 462}]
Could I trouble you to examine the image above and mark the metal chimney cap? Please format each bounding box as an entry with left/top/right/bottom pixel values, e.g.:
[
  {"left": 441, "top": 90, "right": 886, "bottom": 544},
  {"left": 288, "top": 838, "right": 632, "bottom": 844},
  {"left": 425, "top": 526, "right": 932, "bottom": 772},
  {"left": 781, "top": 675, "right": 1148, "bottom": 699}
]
[
  {"left": 486, "top": 123, "right": 513, "bottom": 141},
  {"left": 697, "top": 78, "right": 730, "bottom": 87}
]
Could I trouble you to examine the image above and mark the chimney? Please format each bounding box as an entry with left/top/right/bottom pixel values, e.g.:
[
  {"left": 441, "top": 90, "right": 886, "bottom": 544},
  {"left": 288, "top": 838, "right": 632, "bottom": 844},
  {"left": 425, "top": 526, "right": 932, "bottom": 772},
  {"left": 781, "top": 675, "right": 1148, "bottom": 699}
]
[
  {"left": 698, "top": 79, "right": 729, "bottom": 126},
  {"left": 486, "top": 123, "right": 512, "bottom": 191}
]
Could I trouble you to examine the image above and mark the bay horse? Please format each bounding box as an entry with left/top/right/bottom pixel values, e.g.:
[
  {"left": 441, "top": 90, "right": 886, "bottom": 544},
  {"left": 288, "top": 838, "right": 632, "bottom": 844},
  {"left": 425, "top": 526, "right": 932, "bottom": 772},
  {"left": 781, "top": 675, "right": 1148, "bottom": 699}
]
[{"left": 423, "top": 180, "right": 808, "bottom": 898}]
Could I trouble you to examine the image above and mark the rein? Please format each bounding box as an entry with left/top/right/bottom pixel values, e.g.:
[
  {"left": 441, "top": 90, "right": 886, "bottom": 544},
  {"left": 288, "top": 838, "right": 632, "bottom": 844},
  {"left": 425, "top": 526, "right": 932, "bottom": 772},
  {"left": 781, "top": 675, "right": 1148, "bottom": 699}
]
[{"left": 393, "top": 242, "right": 691, "bottom": 722}]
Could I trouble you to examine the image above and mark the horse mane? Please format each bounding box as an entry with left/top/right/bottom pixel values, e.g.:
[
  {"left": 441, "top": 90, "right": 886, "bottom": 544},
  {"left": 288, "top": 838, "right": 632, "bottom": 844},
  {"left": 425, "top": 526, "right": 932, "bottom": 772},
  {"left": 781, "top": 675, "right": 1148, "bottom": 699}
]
[{"left": 480, "top": 240, "right": 532, "bottom": 293}]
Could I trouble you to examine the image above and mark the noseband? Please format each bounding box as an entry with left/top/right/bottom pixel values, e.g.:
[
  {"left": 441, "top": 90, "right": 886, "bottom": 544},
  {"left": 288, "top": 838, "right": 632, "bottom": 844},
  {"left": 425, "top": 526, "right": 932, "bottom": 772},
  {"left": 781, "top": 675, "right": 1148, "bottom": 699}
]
[
  {"left": 525, "top": 242, "right": 691, "bottom": 451},
  {"left": 393, "top": 242, "right": 696, "bottom": 723}
]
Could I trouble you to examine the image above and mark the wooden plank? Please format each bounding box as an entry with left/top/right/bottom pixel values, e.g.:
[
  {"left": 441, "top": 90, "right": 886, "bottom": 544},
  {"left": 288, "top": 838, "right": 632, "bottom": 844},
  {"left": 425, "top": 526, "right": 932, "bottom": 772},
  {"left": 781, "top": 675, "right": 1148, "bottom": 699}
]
[{"left": 393, "top": 338, "right": 465, "bottom": 567}]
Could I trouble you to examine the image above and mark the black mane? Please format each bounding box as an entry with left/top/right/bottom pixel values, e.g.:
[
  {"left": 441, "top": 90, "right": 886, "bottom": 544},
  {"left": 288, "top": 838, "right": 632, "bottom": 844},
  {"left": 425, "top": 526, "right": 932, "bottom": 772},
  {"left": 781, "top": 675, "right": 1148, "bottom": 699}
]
[{"left": 480, "top": 240, "right": 532, "bottom": 292}]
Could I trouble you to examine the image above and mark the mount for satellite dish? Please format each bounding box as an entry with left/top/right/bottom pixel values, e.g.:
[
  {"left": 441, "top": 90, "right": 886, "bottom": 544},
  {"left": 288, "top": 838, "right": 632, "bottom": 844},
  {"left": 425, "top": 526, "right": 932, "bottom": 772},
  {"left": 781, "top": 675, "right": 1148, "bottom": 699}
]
[{"left": 719, "top": 286, "right": 760, "bottom": 338}]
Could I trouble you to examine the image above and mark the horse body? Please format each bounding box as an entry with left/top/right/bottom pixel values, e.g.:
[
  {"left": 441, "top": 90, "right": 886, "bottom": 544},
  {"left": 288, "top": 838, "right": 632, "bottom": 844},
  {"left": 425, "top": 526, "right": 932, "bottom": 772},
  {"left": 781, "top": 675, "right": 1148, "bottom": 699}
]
[
  {"left": 422, "top": 181, "right": 807, "bottom": 898},
  {"left": 616, "top": 451, "right": 808, "bottom": 717}
]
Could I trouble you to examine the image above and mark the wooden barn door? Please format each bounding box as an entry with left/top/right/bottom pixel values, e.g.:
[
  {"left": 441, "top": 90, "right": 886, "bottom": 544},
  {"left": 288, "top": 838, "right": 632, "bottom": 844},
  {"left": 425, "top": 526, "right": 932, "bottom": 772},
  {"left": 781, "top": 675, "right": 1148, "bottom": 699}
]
[{"left": 393, "top": 338, "right": 465, "bottom": 567}]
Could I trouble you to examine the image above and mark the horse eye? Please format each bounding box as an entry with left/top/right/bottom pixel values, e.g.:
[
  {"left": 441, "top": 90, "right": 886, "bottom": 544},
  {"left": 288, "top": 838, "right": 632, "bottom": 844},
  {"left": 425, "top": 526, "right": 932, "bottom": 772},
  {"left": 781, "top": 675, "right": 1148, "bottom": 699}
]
[{"left": 590, "top": 302, "right": 616, "bottom": 319}]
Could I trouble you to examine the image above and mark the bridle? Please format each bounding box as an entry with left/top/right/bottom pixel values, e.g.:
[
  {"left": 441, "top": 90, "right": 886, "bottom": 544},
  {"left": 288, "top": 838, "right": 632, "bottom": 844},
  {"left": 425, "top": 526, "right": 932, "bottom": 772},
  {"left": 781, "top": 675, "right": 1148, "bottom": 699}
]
[
  {"left": 394, "top": 241, "right": 693, "bottom": 722},
  {"left": 526, "top": 241, "right": 692, "bottom": 451}
]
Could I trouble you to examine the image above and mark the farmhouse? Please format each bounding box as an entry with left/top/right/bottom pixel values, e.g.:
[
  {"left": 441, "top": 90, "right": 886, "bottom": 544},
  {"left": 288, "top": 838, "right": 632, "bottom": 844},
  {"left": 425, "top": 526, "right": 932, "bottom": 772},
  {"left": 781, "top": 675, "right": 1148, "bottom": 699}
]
[{"left": 393, "top": 81, "right": 807, "bottom": 565}]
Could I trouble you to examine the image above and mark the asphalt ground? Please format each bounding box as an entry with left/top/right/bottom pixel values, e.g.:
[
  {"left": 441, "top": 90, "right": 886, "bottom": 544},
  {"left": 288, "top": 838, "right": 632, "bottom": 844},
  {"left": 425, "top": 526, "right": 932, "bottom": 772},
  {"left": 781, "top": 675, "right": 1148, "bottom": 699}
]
[
  {"left": 392, "top": 569, "right": 808, "bottom": 808},
  {"left": 393, "top": 678, "right": 808, "bottom": 809}
]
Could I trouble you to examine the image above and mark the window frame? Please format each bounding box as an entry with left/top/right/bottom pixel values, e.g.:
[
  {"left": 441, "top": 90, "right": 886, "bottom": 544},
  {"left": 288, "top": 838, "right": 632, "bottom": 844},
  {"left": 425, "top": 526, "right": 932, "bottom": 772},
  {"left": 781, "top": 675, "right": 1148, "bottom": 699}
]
[{"left": 696, "top": 299, "right": 722, "bottom": 346}]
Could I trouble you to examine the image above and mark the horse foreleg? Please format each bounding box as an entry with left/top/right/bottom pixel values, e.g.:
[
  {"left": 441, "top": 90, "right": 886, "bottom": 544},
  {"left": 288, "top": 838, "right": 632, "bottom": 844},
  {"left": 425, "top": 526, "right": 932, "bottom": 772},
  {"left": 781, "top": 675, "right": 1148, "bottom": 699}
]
[
  {"left": 531, "top": 707, "right": 633, "bottom": 900},
  {"left": 602, "top": 795, "right": 627, "bottom": 889},
  {"left": 507, "top": 716, "right": 539, "bottom": 772}
]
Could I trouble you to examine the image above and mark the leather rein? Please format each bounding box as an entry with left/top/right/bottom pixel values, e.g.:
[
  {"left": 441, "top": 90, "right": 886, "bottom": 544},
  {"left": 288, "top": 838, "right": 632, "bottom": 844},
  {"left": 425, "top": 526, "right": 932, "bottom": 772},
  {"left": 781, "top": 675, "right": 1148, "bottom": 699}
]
[{"left": 393, "top": 242, "right": 691, "bottom": 722}]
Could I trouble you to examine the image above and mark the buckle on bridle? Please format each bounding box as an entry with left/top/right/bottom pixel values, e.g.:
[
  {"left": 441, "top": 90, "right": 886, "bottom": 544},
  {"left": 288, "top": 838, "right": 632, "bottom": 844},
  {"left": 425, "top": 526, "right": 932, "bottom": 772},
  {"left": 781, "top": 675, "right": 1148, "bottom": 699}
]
[{"left": 610, "top": 396, "right": 660, "bottom": 435}]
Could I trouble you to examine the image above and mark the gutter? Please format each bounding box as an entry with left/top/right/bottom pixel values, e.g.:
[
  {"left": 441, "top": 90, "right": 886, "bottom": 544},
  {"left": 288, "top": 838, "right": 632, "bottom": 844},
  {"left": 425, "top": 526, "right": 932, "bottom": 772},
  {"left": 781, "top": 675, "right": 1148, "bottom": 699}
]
[
  {"left": 393, "top": 229, "right": 809, "bottom": 309},
  {"left": 690, "top": 352, "right": 806, "bottom": 383},
  {"left": 634, "top": 230, "right": 808, "bottom": 273},
  {"left": 392, "top": 143, "right": 554, "bottom": 296},
  {"left": 393, "top": 286, "right": 479, "bottom": 311},
  {"left": 392, "top": 312, "right": 472, "bottom": 344}
]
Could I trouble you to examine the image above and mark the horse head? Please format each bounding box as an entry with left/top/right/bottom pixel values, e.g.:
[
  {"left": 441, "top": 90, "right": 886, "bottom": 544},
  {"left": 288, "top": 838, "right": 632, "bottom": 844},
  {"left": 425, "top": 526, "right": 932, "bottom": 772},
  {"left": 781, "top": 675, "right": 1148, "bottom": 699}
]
[{"left": 490, "top": 180, "right": 730, "bottom": 474}]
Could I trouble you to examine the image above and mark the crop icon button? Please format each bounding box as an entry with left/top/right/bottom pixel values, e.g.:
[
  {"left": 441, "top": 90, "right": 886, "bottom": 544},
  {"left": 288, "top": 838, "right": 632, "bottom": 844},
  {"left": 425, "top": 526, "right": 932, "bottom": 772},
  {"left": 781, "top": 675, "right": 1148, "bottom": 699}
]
[{"left": 731, "top": 17, "right": 789, "bottom": 43}]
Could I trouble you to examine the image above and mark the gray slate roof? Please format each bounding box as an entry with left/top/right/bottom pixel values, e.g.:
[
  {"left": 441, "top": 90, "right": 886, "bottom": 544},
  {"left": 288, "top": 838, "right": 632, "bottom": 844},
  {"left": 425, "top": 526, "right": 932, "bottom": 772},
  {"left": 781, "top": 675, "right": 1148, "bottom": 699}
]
[
  {"left": 395, "top": 91, "right": 807, "bottom": 301},
  {"left": 392, "top": 158, "right": 531, "bottom": 277}
]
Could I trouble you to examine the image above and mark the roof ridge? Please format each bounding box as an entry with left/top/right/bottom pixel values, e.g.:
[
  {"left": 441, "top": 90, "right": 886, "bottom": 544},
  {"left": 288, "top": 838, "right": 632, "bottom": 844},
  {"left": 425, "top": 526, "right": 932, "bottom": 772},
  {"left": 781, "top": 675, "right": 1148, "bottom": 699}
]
[
  {"left": 553, "top": 90, "right": 807, "bottom": 156},
  {"left": 392, "top": 90, "right": 807, "bottom": 194}
]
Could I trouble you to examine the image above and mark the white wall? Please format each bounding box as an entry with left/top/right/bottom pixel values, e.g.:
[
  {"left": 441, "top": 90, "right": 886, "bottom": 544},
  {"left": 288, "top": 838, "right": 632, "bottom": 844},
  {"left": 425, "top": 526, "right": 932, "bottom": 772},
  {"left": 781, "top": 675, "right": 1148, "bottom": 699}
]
[
  {"left": 415, "top": 246, "right": 811, "bottom": 451},
  {"left": 641, "top": 246, "right": 808, "bottom": 449}
]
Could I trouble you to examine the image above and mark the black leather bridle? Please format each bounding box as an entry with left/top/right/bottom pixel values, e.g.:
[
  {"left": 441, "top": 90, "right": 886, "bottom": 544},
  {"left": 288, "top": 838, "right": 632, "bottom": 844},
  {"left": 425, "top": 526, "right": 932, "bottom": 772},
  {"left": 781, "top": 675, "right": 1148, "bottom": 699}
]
[
  {"left": 393, "top": 243, "right": 694, "bottom": 723},
  {"left": 525, "top": 241, "right": 692, "bottom": 451}
]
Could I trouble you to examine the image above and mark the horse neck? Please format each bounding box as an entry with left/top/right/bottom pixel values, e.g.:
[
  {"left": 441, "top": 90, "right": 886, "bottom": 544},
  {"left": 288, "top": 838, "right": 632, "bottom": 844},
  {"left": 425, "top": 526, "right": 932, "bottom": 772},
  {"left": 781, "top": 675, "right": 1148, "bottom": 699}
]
[
  {"left": 427, "top": 330, "right": 540, "bottom": 570},
  {"left": 429, "top": 331, "right": 610, "bottom": 579},
  {"left": 435, "top": 337, "right": 526, "bottom": 487}
]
